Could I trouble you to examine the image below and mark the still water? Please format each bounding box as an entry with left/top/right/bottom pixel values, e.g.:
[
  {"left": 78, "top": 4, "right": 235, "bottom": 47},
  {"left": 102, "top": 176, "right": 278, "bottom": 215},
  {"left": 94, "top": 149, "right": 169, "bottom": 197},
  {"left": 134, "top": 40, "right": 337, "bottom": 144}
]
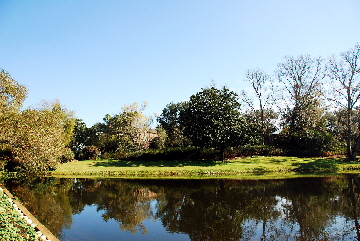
[{"left": 5, "top": 176, "right": 360, "bottom": 240}]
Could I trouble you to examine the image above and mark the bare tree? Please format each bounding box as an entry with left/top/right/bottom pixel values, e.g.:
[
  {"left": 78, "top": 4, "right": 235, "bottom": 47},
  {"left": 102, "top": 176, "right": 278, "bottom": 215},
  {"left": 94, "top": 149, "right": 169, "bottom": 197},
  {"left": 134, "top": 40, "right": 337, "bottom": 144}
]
[
  {"left": 327, "top": 44, "right": 360, "bottom": 159},
  {"left": 274, "top": 55, "right": 333, "bottom": 156},
  {"left": 276, "top": 55, "right": 326, "bottom": 132},
  {"left": 242, "top": 69, "right": 276, "bottom": 145}
]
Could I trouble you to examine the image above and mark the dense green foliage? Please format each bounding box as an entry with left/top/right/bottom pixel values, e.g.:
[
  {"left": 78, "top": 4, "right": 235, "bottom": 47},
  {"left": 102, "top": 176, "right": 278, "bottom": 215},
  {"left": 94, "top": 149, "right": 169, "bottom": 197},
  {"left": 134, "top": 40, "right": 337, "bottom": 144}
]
[
  {"left": 179, "top": 86, "right": 247, "bottom": 160},
  {"left": 118, "top": 145, "right": 284, "bottom": 162},
  {"left": 157, "top": 102, "right": 190, "bottom": 147},
  {"left": 122, "top": 147, "right": 220, "bottom": 162}
]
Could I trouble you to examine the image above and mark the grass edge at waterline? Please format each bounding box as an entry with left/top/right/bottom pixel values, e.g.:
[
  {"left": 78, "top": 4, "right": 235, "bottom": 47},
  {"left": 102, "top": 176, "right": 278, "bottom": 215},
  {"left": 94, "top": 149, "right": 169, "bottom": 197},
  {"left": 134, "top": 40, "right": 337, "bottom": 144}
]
[{"left": 51, "top": 156, "right": 360, "bottom": 179}]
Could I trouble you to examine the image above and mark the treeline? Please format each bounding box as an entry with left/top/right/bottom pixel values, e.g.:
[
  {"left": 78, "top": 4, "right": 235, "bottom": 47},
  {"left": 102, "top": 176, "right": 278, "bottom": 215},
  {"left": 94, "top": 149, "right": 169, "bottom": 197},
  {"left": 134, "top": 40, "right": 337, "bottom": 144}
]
[{"left": 1, "top": 44, "right": 360, "bottom": 174}]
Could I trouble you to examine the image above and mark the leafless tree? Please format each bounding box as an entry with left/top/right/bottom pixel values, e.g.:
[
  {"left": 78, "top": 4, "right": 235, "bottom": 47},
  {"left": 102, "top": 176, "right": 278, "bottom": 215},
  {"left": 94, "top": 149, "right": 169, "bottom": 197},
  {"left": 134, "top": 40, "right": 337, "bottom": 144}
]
[
  {"left": 242, "top": 68, "right": 276, "bottom": 145},
  {"left": 327, "top": 44, "right": 360, "bottom": 159},
  {"left": 276, "top": 55, "right": 326, "bottom": 132}
]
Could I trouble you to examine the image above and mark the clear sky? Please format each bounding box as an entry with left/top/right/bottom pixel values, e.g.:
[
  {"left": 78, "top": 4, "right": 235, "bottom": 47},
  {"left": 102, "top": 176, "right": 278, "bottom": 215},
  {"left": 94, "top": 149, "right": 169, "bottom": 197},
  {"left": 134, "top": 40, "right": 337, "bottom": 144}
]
[{"left": 1, "top": 0, "right": 359, "bottom": 127}]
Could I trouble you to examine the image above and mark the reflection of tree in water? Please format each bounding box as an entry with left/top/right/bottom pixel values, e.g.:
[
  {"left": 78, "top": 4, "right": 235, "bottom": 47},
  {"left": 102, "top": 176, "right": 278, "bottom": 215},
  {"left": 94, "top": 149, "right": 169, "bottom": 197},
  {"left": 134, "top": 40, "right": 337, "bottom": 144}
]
[
  {"left": 330, "top": 175, "right": 360, "bottom": 239},
  {"left": 67, "top": 179, "right": 161, "bottom": 235},
  {"left": 5, "top": 177, "right": 360, "bottom": 240},
  {"left": 6, "top": 178, "right": 162, "bottom": 237},
  {"left": 156, "top": 179, "right": 282, "bottom": 240},
  {"left": 155, "top": 178, "right": 360, "bottom": 240},
  {"left": 275, "top": 178, "right": 339, "bottom": 240},
  {"left": 97, "top": 182, "right": 159, "bottom": 234}
]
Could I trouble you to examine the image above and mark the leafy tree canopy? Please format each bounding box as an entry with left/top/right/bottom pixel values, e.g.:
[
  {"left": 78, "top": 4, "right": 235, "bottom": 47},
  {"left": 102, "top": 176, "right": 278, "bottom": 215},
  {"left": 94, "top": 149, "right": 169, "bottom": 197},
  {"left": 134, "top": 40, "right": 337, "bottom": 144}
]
[
  {"left": 179, "top": 86, "right": 246, "bottom": 160},
  {"left": 157, "top": 101, "right": 190, "bottom": 147},
  {"left": 0, "top": 69, "right": 75, "bottom": 174}
]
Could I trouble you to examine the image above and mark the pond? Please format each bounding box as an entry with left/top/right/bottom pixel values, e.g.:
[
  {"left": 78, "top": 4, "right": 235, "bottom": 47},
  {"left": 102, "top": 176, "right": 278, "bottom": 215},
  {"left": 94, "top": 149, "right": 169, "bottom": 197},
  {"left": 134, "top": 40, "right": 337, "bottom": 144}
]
[{"left": 5, "top": 176, "right": 360, "bottom": 240}]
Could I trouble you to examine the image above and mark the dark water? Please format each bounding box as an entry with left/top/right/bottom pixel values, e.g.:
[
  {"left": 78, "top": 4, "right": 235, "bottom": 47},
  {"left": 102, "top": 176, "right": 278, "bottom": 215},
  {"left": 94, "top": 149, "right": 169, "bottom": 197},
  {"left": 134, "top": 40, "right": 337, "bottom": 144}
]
[{"left": 5, "top": 176, "right": 360, "bottom": 240}]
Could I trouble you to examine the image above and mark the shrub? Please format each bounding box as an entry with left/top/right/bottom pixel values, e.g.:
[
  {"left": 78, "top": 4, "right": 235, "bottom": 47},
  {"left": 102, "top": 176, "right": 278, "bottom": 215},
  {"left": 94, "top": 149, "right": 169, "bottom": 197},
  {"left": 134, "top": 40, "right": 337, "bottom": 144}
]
[
  {"left": 276, "top": 129, "right": 335, "bottom": 157},
  {"left": 106, "top": 145, "right": 285, "bottom": 162},
  {"left": 122, "top": 147, "right": 219, "bottom": 161},
  {"left": 83, "top": 146, "right": 101, "bottom": 160},
  {"left": 60, "top": 148, "right": 75, "bottom": 163},
  {"left": 227, "top": 145, "right": 284, "bottom": 157}
]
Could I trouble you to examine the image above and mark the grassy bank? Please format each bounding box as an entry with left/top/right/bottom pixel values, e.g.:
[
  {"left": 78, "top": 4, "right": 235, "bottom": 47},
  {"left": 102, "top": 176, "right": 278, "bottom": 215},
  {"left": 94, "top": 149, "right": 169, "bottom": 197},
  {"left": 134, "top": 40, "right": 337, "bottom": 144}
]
[{"left": 51, "top": 156, "right": 360, "bottom": 179}]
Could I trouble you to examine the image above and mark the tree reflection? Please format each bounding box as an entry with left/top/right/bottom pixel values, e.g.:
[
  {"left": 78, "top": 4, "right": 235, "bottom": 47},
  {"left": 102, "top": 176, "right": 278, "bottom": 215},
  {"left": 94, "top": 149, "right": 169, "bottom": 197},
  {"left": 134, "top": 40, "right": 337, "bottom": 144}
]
[
  {"left": 66, "top": 179, "right": 161, "bottom": 234},
  {"left": 97, "top": 182, "right": 159, "bottom": 234},
  {"left": 5, "top": 177, "right": 360, "bottom": 240},
  {"left": 157, "top": 180, "right": 287, "bottom": 240}
]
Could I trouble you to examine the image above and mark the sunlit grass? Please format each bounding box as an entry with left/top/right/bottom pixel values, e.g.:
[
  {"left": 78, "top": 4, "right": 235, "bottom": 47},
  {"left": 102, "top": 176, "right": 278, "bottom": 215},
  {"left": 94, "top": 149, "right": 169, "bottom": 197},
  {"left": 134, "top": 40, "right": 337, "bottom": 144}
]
[{"left": 51, "top": 156, "right": 360, "bottom": 179}]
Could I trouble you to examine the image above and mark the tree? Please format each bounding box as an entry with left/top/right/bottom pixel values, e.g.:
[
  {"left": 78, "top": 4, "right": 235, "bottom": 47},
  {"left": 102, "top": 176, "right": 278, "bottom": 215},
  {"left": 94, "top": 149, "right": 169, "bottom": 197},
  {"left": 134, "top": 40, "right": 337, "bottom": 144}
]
[
  {"left": 324, "top": 109, "right": 360, "bottom": 153},
  {"left": 0, "top": 69, "right": 28, "bottom": 171},
  {"left": 276, "top": 55, "right": 326, "bottom": 132},
  {"left": 70, "top": 119, "right": 96, "bottom": 159},
  {"left": 0, "top": 69, "right": 27, "bottom": 112},
  {"left": 275, "top": 55, "right": 332, "bottom": 156},
  {"left": 0, "top": 69, "right": 75, "bottom": 173},
  {"left": 327, "top": 44, "right": 360, "bottom": 159},
  {"left": 157, "top": 102, "right": 190, "bottom": 147},
  {"left": 241, "top": 109, "right": 278, "bottom": 145},
  {"left": 5, "top": 102, "right": 75, "bottom": 173},
  {"left": 241, "top": 69, "right": 277, "bottom": 145},
  {"left": 149, "top": 126, "right": 167, "bottom": 149},
  {"left": 179, "top": 86, "right": 245, "bottom": 161},
  {"left": 89, "top": 102, "right": 153, "bottom": 155}
]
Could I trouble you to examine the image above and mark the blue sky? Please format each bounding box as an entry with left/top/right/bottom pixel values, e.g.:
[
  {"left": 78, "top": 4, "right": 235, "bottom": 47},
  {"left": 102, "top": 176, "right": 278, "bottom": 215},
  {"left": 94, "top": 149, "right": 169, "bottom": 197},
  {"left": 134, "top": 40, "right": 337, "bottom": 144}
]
[{"left": 1, "top": 0, "right": 359, "bottom": 126}]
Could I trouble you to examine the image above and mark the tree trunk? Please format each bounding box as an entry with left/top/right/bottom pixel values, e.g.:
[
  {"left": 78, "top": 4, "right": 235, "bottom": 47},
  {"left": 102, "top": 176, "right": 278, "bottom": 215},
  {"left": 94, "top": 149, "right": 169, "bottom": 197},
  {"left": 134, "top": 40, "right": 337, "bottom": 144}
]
[
  {"left": 346, "top": 89, "right": 353, "bottom": 158},
  {"left": 347, "top": 140, "right": 353, "bottom": 159},
  {"left": 260, "top": 100, "right": 265, "bottom": 145},
  {"left": 351, "top": 134, "right": 360, "bottom": 161},
  {"left": 219, "top": 147, "right": 225, "bottom": 162}
]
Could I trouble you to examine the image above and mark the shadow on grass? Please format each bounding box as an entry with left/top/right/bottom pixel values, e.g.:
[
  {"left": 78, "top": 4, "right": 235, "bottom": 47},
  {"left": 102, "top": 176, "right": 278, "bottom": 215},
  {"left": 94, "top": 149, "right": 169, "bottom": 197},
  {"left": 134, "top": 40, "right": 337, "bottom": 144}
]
[
  {"left": 291, "top": 158, "right": 341, "bottom": 173},
  {"left": 93, "top": 159, "right": 219, "bottom": 168}
]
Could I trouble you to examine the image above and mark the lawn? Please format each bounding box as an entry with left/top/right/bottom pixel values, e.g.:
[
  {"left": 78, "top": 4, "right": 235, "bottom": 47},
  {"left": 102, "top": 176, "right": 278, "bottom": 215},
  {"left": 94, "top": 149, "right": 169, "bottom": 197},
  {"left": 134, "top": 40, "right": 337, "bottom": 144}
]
[{"left": 51, "top": 156, "right": 360, "bottom": 179}]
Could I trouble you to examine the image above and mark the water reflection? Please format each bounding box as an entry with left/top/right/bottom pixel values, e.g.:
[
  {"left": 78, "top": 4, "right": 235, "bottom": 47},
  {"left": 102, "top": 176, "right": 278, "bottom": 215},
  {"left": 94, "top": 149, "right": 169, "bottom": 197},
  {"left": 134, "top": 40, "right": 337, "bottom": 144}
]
[{"left": 5, "top": 176, "right": 360, "bottom": 240}]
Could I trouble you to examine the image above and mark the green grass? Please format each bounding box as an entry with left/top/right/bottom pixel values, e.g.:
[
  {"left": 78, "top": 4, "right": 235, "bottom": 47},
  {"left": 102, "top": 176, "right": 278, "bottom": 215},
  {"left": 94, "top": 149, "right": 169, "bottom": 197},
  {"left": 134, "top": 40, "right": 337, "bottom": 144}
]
[{"left": 51, "top": 156, "right": 360, "bottom": 179}]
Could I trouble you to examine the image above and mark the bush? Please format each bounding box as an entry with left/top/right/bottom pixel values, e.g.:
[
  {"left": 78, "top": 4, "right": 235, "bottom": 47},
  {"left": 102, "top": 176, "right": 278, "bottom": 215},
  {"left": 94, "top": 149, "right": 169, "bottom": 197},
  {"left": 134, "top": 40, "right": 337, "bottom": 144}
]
[
  {"left": 60, "top": 148, "right": 75, "bottom": 163},
  {"left": 122, "top": 147, "right": 219, "bottom": 161},
  {"left": 103, "top": 145, "right": 284, "bottom": 162},
  {"left": 225, "top": 145, "right": 284, "bottom": 158},
  {"left": 83, "top": 146, "right": 101, "bottom": 160},
  {"left": 276, "top": 129, "right": 335, "bottom": 157}
]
